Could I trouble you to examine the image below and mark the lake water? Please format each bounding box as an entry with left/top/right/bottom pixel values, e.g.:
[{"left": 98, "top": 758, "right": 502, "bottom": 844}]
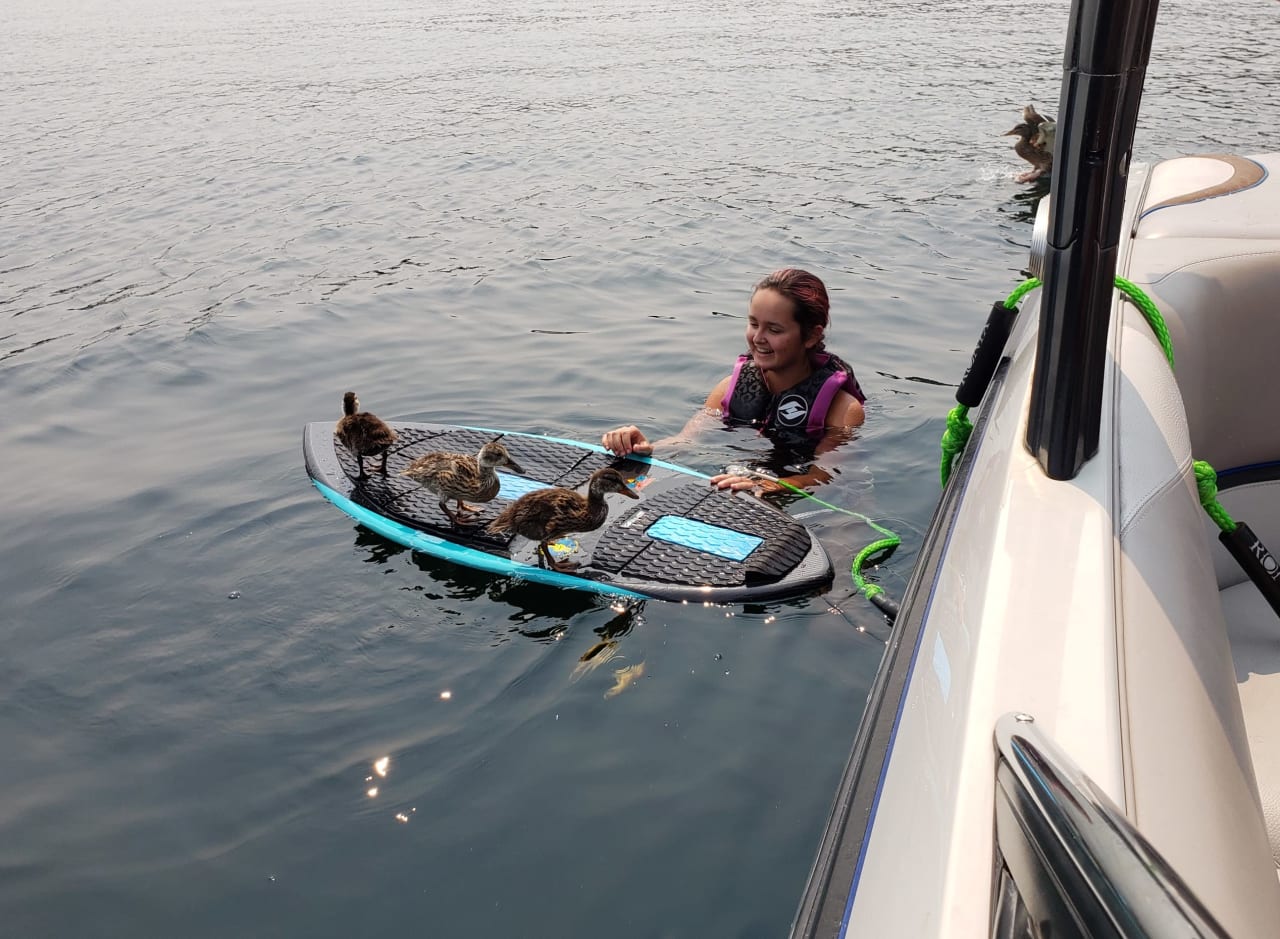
[{"left": 4, "top": 0, "right": 1278, "bottom": 935}]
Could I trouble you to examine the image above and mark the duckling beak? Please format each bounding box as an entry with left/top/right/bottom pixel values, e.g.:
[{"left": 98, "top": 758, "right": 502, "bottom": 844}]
[
  {"left": 619, "top": 484, "right": 640, "bottom": 500},
  {"left": 503, "top": 456, "right": 526, "bottom": 475}
]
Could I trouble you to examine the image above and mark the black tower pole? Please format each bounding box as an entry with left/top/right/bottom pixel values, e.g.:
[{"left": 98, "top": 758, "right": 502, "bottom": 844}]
[{"left": 1026, "top": 0, "right": 1161, "bottom": 480}]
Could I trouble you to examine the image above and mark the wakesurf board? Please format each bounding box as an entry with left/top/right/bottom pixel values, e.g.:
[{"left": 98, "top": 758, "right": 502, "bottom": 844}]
[{"left": 303, "top": 421, "right": 833, "bottom": 602}]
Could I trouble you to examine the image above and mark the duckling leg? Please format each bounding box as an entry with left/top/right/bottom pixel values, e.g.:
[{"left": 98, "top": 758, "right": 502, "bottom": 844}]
[
  {"left": 538, "top": 540, "right": 579, "bottom": 572},
  {"left": 378, "top": 450, "right": 389, "bottom": 476},
  {"left": 356, "top": 453, "right": 368, "bottom": 480},
  {"left": 536, "top": 541, "right": 558, "bottom": 569},
  {"left": 438, "top": 499, "right": 463, "bottom": 527},
  {"left": 448, "top": 501, "right": 490, "bottom": 527},
  {"left": 437, "top": 500, "right": 482, "bottom": 528}
]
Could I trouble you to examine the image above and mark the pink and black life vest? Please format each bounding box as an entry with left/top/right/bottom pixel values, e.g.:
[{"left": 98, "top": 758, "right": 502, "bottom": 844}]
[{"left": 720, "top": 351, "right": 865, "bottom": 441}]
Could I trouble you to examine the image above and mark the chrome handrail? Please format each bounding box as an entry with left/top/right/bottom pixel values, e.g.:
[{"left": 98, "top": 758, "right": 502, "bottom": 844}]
[{"left": 993, "top": 713, "right": 1230, "bottom": 938}]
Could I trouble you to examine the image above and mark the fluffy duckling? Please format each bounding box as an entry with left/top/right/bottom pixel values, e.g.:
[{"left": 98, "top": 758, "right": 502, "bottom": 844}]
[
  {"left": 1020, "top": 103, "right": 1049, "bottom": 127},
  {"left": 335, "top": 391, "right": 397, "bottom": 479},
  {"left": 1033, "top": 118, "right": 1056, "bottom": 153},
  {"left": 486, "top": 467, "right": 639, "bottom": 571},
  {"left": 400, "top": 440, "right": 525, "bottom": 526},
  {"left": 1004, "top": 104, "right": 1055, "bottom": 182}
]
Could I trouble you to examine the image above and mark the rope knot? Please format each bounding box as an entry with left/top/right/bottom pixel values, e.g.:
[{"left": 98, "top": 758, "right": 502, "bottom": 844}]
[
  {"left": 1193, "top": 460, "right": 1218, "bottom": 505},
  {"left": 940, "top": 405, "right": 973, "bottom": 486},
  {"left": 1194, "top": 460, "right": 1237, "bottom": 533}
]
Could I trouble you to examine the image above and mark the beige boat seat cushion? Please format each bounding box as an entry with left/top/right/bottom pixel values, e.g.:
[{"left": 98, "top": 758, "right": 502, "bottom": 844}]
[
  {"left": 1214, "top": 483, "right": 1280, "bottom": 868},
  {"left": 1111, "top": 306, "right": 1280, "bottom": 931},
  {"left": 1130, "top": 243, "right": 1280, "bottom": 473},
  {"left": 1130, "top": 185, "right": 1280, "bottom": 871}
]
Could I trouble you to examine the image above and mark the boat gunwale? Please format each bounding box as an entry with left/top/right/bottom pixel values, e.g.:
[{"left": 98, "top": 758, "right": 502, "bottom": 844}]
[{"left": 788, "top": 360, "right": 1012, "bottom": 938}]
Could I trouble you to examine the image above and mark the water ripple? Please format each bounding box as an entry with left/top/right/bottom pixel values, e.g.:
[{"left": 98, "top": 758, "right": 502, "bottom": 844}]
[{"left": 3, "top": 0, "right": 1280, "bottom": 935}]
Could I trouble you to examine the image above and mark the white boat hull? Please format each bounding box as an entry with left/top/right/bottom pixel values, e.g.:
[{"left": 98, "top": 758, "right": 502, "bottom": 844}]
[{"left": 795, "top": 152, "right": 1280, "bottom": 938}]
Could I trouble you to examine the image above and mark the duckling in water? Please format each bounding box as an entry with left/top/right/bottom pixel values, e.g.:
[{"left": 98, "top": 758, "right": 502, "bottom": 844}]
[
  {"left": 400, "top": 440, "right": 525, "bottom": 526},
  {"left": 334, "top": 391, "right": 397, "bottom": 479},
  {"left": 486, "top": 467, "right": 639, "bottom": 571},
  {"left": 1004, "top": 104, "right": 1055, "bottom": 182}
]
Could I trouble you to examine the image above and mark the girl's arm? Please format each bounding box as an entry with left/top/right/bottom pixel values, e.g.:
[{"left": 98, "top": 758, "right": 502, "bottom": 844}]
[{"left": 601, "top": 376, "right": 731, "bottom": 456}]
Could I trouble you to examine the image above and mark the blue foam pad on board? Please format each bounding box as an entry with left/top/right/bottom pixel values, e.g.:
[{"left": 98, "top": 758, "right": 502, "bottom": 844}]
[
  {"left": 645, "top": 515, "right": 762, "bottom": 562},
  {"left": 497, "top": 474, "right": 554, "bottom": 499}
]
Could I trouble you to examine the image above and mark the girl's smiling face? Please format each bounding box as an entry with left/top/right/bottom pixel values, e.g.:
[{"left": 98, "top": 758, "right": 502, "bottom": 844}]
[{"left": 745, "top": 287, "right": 822, "bottom": 373}]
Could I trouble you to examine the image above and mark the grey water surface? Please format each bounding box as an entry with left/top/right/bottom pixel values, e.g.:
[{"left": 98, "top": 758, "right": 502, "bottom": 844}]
[{"left": 4, "top": 0, "right": 1279, "bottom": 936}]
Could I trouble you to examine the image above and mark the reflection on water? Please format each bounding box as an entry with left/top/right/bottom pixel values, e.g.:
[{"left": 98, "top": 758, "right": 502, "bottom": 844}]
[
  {"left": 352, "top": 526, "right": 408, "bottom": 566},
  {"left": 571, "top": 601, "right": 644, "bottom": 682},
  {"left": 1002, "top": 179, "right": 1053, "bottom": 226},
  {"left": 4, "top": 0, "right": 1280, "bottom": 936},
  {"left": 572, "top": 638, "right": 623, "bottom": 681},
  {"left": 604, "top": 661, "right": 647, "bottom": 699}
]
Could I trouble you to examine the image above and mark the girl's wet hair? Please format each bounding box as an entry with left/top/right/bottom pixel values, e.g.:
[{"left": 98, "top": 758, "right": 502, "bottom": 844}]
[{"left": 752, "top": 268, "right": 830, "bottom": 348}]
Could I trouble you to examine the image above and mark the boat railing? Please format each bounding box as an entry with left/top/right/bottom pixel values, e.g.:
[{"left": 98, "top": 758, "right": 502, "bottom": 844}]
[{"left": 992, "top": 712, "right": 1230, "bottom": 938}]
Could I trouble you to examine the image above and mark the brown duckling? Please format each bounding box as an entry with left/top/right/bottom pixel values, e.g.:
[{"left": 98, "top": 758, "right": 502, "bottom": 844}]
[
  {"left": 400, "top": 440, "right": 525, "bottom": 526},
  {"left": 1004, "top": 104, "right": 1055, "bottom": 183},
  {"left": 1032, "top": 118, "right": 1055, "bottom": 154},
  {"left": 486, "top": 467, "right": 639, "bottom": 571},
  {"left": 335, "top": 391, "right": 397, "bottom": 479}
]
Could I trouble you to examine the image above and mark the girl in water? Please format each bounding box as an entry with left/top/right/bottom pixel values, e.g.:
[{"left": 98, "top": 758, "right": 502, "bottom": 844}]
[{"left": 602, "top": 268, "right": 865, "bottom": 494}]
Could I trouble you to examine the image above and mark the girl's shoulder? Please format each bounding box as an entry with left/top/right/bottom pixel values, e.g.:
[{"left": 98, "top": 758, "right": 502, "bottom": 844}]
[{"left": 813, "top": 350, "right": 865, "bottom": 403}]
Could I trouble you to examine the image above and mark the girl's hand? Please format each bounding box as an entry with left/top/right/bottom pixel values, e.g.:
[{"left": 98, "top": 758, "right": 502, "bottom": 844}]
[
  {"left": 709, "top": 473, "right": 780, "bottom": 496},
  {"left": 602, "top": 425, "right": 653, "bottom": 456}
]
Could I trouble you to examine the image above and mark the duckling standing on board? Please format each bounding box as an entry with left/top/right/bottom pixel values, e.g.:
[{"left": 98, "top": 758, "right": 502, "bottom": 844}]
[
  {"left": 334, "top": 391, "right": 397, "bottom": 479},
  {"left": 1004, "top": 104, "right": 1055, "bottom": 183},
  {"left": 400, "top": 440, "right": 525, "bottom": 527},
  {"left": 486, "top": 467, "right": 639, "bottom": 571}
]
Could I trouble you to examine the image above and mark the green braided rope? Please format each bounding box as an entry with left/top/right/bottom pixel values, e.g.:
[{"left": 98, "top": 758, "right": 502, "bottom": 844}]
[
  {"left": 1195, "top": 460, "right": 1237, "bottom": 533},
  {"left": 1115, "top": 276, "right": 1174, "bottom": 368},
  {"left": 1114, "top": 279, "right": 1237, "bottom": 531},
  {"left": 1005, "top": 276, "right": 1042, "bottom": 308},
  {"left": 940, "top": 405, "right": 973, "bottom": 487},
  {"left": 768, "top": 477, "right": 902, "bottom": 604},
  {"left": 941, "top": 274, "right": 1237, "bottom": 534},
  {"left": 940, "top": 277, "right": 1042, "bottom": 486},
  {"left": 851, "top": 536, "right": 901, "bottom": 599}
]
